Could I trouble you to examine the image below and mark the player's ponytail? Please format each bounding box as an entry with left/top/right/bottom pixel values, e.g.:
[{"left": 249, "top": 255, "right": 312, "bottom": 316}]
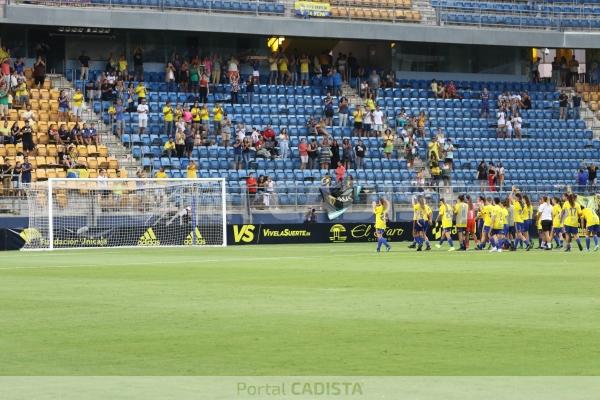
[{"left": 523, "top": 195, "right": 531, "bottom": 208}]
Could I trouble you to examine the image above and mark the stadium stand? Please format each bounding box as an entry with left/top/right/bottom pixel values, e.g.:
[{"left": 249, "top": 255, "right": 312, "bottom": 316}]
[
  {"left": 433, "top": 0, "right": 600, "bottom": 29},
  {"left": 58, "top": 63, "right": 599, "bottom": 206}
]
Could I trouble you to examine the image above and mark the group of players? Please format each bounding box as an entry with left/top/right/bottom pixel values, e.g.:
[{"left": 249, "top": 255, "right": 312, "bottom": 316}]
[{"left": 372, "top": 188, "right": 600, "bottom": 253}]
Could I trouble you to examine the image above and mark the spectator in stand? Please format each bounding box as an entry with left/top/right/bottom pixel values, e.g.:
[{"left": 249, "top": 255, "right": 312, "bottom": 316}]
[
  {"left": 338, "top": 96, "right": 349, "bottom": 127},
  {"left": 319, "top": 138, "right": 331, "bottom": 170},
  {"left": 332, "top": 68, "right": 342, "bottom": 96},
  {"left": 560, "top": 56, "right": 569, "bottom": 86},
  {"left": 551, "top": 56, "right": 561, "bottom": 86},
  {"left": 0, "top": 120, "right": 9, "bottom": 144},
  {"left": 165, "top": 62, "right": 176, "bottom": 92},
  {"left": 368, "top": 70, "right": 380, "bottom": 97},
  {"left": 175, "top": 128, "right": 185, "bottom": 158},
  {"left": 20, "top": 157, "right": 32, "bottom": 187},
  {"left": 186, "top": 160, "right": 197, "bottom": 178},
  {"left": 308, "top": 139, "right": 319, "bottom": 170},
  {"left": 230, "top": 74, "right": 240, "bottom": 105},
  {"left": 488, "top": 162, "right": 497, "bottom": 192},
  {"left": 506, "top": 115, "right": 514, "bottom": 139},
  {"left": 446, "top": 81, "right": 461, "bottom": 99},
  {"left": 477, "top": 160, "right": 487, "bottom": 191},
  {"left": 212, "top": 54, "right": 222, "bottom": 85},
  {"left": 437, "top": 81, "right": 445, "bottom": 98},
  {"left": 354, "top": 139, "right": 366, "bottom": 169},
  {"left": 443, "top": 139, "right": 454, "bottom": 168},
  {"left": 362, "top": 108, "right": 373, "bottom": 137},
  {"left": 118, "top": 54, "right": 128, "bottom": 80},
  {"left": 133, "top": 48, "right": 144, "bottom": 81},
  {"left": 155, "top": 166, "right": 167, "bottom": 179},
  {"left": 137, "top": 98, "right": 149, "bottom": 134},
  {"left": 71, "top": 123, "right": 83, "bottom": 145},
  {"left": 21, "top": 121, "right": 34, "bottom": 155},
  {"left": 58, "top": 90, "right": 70, "bottom": 122},
  {"left": 372, "top": 105, "right": 385, "bottom": 135},
  {"left": 335, "top": 161, "right": 346, "bottom": 183},
  {"left": 263, "top": 176, "right": 274, "bottom": 207},
  {"left": 430, "top": 79, "right": 438, "bottom": 97},
  {"left": 71, "top": 88, "right": 84, "bottom": 123},
  {"left": 352, "top": 106, "right": 364, "bottom": 136},
  {"left": 497, "top": 107, "right": 507, "bottom": 138},
  {"left": 184, "top": 128, "right": 195, "bottom": 158},
  {"left": 232, "top": 138, "right": 242, "bottom": 170},
  {"left": 241, "top": 137, "right": 252, "bottom": 169},
  {"left": 221, "top": 115, "right": 232, "bottom": 148},
  {"left": 330, "top": 138, "right": 340, "bottom": 168},
  {"left": 299, "top": 54, "right": 310, "bottom": 86},
  {"left": 245, "top": 76, "right": 254, "bottom": 105},
  {"left": 10, "top": 123, "right": 22, "bottom": 145},
  {"left": 569, "top": 55, "right": 579, "bottom": 86},
  {"left": 480, "top": 87, "right": 490, "bottom": 118},
  {"left": 531, "top": 57, "right": 541, "bottom": 83},
  {"left": 58, "top": 123, "right": 71, "bottom": 145},
  {"left": 513, "top": 112, "right": 523, "bottom": 139},
  {"left": 520, "top": 91, "right": 532, "bottom": 110},
  {"left": 163, "top": 100, "right": 174, "bottom": 137},
  {"left": 559, "top": 91, "right": 568, "bottom": 120},
  {"left": 278, "top": 128, "right": 289, "bottom": 160},
  {"left": 277, "top": 53, "right": 290, "bottom": 85},
  {"left": 11, "top": 161, "right": 22, "bottom": 193},
  {"left": 246, "top": 172, "right": 257, "bottom": 201},
  {"left": 341, "top": 138, "right": 353, "bottom": 169},
  {"left": 78, "top": 51, "right": 90, "bottom": 81},
  {"left": 304, "top": 208, "right": 317, "bottom": 223},
  {"left": 134, "top": 81, "right": 146, "bottom": 105},
  {"left": 382, "top": 128, "right": 394, "bottom": 160},
  {"left": 323, "top": 94, "right": 334, "bottom": 127},
  {"left": 572, "top": 91, "right": 581, "bottom": 120},
  {"left": 33, "top": 56, "right": 46, "bottom": 88},
  {"left": 298, "top": 138, "right": 309, "bottom": 170},
  {"left": 163, "top": 137, "right": 176, "bottom": 158},
  {"left": 577, "top": 168, "right": 588, "bottom": 193},
  {"left": 417, "top": 111, "right": 427, "bottom": 138},
  {"left": 588, "top": 164, "right": 598, "bottom": 189},
  {"left": 497, "top": 162, "right": 505, "bottom": 191}
]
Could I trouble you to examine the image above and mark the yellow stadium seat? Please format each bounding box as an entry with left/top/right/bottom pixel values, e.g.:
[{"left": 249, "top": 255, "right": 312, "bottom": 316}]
[
  {"left": 49, "top": 89, "right": 60, "bottom": 100},
  {"left": 0, "top": 147, "right": 5, "bottom": 157},
  {"left": 36, "top": 169, "right": 47, "bottom": 181},
  {"left": 108, "top": 157, "right": 119, "bottom": 170},
  {"left": 98, "top": 146, "right": 109, "bottom": 157},
  {"left": 30, "top": 89, "right": 40, "bottom": 100},
  {"left": 87, "top": 145, "right": 99, "bottom": 156},
  {"left": 40, "top": 89, "right": 50, "bottom": 100},
  {"left": 35, "top": 156, "right": 47, "bottom": 167},
  {"left": 87, "top": 158, "right": 98, "bottom": 169}
]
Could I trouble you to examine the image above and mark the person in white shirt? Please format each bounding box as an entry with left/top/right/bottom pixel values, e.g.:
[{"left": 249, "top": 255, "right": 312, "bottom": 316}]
[
  {"left": 496, "top": 108, "right": 506, "bottom": 138},
  {"left": 506, "top": 118, "right": 513, "bottom": 138},
  {"left": 513, "top": 112, "right": 523, "bottom": 139},
  {"left": 372, "top": 106, "right": 384, "bottom": 134},
  {"left": 250, "top": 127, "right": 260, "bottom": 144},
  {"left": 362, "top": 109, "right": 373, "bottom": 137},
  {"left": 236, "top": 123, "right": 246, "bottom": 142},
  {"left": 537, "top": 196, "right": 554, "bottom": 250},
  {"left": 137, "top": 98, "right": 149, "bottom": 134}
]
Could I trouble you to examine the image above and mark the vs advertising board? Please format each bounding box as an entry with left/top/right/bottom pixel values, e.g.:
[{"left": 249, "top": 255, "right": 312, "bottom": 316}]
[{"left": 228, "top": 223, "right": 413, "bottom": 245}]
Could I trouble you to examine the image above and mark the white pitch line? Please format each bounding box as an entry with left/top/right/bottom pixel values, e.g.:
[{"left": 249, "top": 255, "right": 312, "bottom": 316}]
[{"left": 0, "top": 254, "right": 361, "bottom": 271}]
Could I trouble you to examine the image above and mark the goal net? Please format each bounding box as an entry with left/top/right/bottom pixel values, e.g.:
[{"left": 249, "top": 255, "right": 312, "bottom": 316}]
[{"left": 22, "top": 178, "right": 226, "bottom": 250}]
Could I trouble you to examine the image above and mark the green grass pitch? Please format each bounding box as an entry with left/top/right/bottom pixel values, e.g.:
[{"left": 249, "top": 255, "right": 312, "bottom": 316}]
[{"left": 1, "top": 243, "right": 599, "bottom": 376}]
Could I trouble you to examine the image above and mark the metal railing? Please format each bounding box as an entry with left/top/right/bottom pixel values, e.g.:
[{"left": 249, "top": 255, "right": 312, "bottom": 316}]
[{"left": 2, "top": 182, "right": 597, "bottom": 217}]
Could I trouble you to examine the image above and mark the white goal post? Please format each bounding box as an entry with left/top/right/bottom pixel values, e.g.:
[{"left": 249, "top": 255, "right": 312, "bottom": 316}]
[{"left": 22, "top": 178, "right": 227, "bottom": 250}]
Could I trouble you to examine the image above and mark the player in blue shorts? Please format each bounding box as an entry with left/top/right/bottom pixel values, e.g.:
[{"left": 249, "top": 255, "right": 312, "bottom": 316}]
[{"left": 373, "top": 197, "right": 391, "bottom": 253}]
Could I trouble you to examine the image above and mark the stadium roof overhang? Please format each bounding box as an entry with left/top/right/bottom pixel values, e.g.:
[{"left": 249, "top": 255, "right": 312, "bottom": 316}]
[{"left": 3, "top": 4, "right": 599, "bottom": 49}]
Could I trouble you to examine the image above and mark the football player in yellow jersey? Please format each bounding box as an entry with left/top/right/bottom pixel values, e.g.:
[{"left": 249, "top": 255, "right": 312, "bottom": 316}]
[
  {"left": 454, "top": 195, "right": 469, "bottom": 250},
  {"left": 489, "top": 198, "right": 507, "bottom": 252},
  {"left": 560, "top": 193, "right": 583, "bottom": 252},
  {"left": 372, "top": 197, "right": 391, "bottom": 253},
  {"left": 411, "top": 196, "right": 432, "bottom": 251},
  {"left": 435, "top": 199, "right": 455, "bottom": 251},
  {"left": 511, "top": 193, "right": 532, "bottom": 251},
  {"left": 476, "top": 197, "right": 494, "bottom": 250},
  {"left": 523, "top": 195, "right": 533, "bottom": 247},
  {"left": 551, "top": 197, "right": 564, "bottom": 248},
  {"left": 581, "top": 205, "right": 600, "bottom": 251}
]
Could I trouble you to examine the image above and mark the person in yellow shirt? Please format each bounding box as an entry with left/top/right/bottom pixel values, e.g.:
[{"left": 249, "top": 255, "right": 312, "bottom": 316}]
[
  {"left": 134, "top": 82, "right": 146, "bottom": 104},
  {"left": 15, "top": 80, "right": 29, "bottom": 105},
  {"left": 410, "top": 196, "right": 432, "bottom": 251},
  {"left": 560, "top": 193, "right": 582, "bottom": 252},
  {"left": 163, "top": 100, "right": 174, "bottom": 136},
  {"left": 278, "top": 53, "right": 290, "bottom": 85},
  {"left": 352, "top": 106, "right": 364, "bottom": 137},
  {"left": 118, "top": 54, "right": 128, "bottom": 79},
  {"left": 551, "top": 196, "right": 564, "bottom": 248},
  {"left": 372, "top": 197, "right": 391, "bottom": 252},
  {"left": 155, "top": 167, "right": 167, "bottom": 179},
  {"left": 489, "top": 198, "right": 507, "bottom": 252},
  {"left": 581, "top": 206, "right": 599, "bottom": 251},
  {"left": 364, "top": 94, "right": 375, "bottom": 112},
  {"left": 299, "top": 54, "right": 310, "bottom": 86},
  {"left": 511, "top": 193, "right": 532, "bottom": 251},
  {"left": 186, "top": 160, "right": 197, "bottom": 178},
  {"left": 200, "top": 104, "right": 210, "bottom": 131},
  {"left": 191, "top": 102, "right": 201, "bottom": 129},
  {"left": 268, "top": 53, "right": 278, "bottom": 85},
  {"left": 435, "top": 198, "right": 455, "bottom": 251},
  {"left": 163, "top": 137, "right": 176, "bottom": 158},
  {"left": 212, "top": 103, "right": 224, "bottom": 134},
  {"left": 71, "top": 88, "right": 84, "bottom": 122},
  {"left": 477, "top": 197, "right": 494, "bottom": 250},
  {"left": 453, "top": 194, "right": 468, "bottom": 250}
]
